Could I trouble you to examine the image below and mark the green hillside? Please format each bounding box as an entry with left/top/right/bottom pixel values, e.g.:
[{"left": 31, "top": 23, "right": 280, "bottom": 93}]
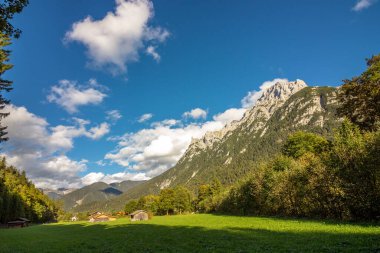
[{"left": 60, "top": 180, "right": 145, "bottom": 210}]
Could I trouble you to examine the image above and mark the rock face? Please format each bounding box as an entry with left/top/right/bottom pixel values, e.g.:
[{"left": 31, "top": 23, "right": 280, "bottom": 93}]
[
  {"left": 188, "top": 79, "right": 308, "bottom": 153},
  {"left": 76, "top": 80, "right": 340, "bottom": 212}
]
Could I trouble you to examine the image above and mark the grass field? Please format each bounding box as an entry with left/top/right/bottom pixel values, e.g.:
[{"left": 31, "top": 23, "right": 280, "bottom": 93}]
[{"left": 0, "top": 214, "right": 379, "bottom": 252}]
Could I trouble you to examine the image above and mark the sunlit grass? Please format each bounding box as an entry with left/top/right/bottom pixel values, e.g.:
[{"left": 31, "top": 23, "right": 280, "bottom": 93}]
[{"left": 1, "top": 214, "right": 379, "bottom": 252}]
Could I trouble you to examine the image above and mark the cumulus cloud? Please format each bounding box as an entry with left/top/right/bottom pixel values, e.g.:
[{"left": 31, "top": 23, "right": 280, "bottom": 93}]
[
  {"left": 47, "top": 79, "right": 107, "bottom": 113},
  {"left": 106, "top": 110, "right": 122, "bottom": 122},
  {"left": 138, "top": 113, "right": 153, "bottom": 123},
  {"left": 81, "top": 171, "right": 149, "bottom": 185},
  {"left": 105, "top": 106, "right": 247, "bottom": 178},
  {"left": 105, "top": 122, "right": 221, "bottom": 177},
  {"left": 96, "top": 160, "right": 107, "bottom": 167},
  {"left": 1, "top": 105, "right": 110, "bottom": 189},
  {"left": 65, "top": 0, "right": 169, "bottom": 73},
  {"left": 241, "top": 78, "right": 288, "bottom": 108},
  {"left": 213, "top": 108, "right": 246, "bottom": 125},
  {"left": 352, "top": 0, "right": 377, "bottom": 11},
  {"left": 86, "top": 123, "right": 111, "bottom": 140},
  {"left": 183, "top": 108, "right": 208, "bottom": 120},
  {"left": 146, "top": 45, "right": 160, "bottom": 62}
]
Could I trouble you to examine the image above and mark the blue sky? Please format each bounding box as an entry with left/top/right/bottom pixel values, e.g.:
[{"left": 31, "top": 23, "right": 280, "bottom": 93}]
[{"left": 2, "top": 0, "right": 379, "bottom": 189}]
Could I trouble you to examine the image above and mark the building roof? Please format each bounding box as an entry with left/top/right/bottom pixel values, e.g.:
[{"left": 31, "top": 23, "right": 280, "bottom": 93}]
[
  {"left": 95, "top": 215, "right": 109, "bottom": 219},
  {"left": 130, "top": 210, "right": 147, "bottom": 216},
  {"left": 17, "top": 217, "right": 31, "bottom": 222}
]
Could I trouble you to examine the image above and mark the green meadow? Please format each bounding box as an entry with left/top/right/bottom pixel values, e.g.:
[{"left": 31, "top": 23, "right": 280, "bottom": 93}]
[{"left": 1, "top": 214, "right": 379, "bottom": 253}]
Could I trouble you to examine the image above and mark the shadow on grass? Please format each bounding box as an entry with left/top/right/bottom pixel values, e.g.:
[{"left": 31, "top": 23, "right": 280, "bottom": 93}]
[{"left": 1, "top": 219, "right": 380, "bottom": 253}]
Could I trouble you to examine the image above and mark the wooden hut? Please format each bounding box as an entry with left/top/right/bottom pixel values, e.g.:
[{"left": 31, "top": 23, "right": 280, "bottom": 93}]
[
  {"left": 130, "top": 210, "right": 149, "bottom": 221},
  {"left": 7, "top": 218, "right": 31, "bottom": 228},
  {"left": 89, "top": 214, "right": 110, "bottom": 222}
]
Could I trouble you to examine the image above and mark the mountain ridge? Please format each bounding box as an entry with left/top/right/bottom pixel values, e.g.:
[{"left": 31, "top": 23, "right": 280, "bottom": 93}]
[{"left": 53, "top": 180, "right": 145, "bottom": 210}]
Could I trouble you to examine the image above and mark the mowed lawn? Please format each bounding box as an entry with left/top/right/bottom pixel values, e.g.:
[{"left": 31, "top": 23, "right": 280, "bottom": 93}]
[{"left": 1, "top": 214, "right": 379, "bottom": 253}]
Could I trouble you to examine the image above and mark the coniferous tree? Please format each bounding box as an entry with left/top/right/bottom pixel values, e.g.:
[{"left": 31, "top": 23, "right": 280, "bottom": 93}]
[
  {"left": 0, "top": 0, "right": 29, "bottom": 142},
  {"left": 0, "top": 0, "right": 29, "bottom": 38},
  {"left": 0, "top": 33, "right": 12, "bottom": 142}
]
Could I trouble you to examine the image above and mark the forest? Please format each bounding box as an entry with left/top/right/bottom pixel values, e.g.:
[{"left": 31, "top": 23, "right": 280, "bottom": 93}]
[{"left": 0, "top": 158, "right": 59, "bottom": 223}]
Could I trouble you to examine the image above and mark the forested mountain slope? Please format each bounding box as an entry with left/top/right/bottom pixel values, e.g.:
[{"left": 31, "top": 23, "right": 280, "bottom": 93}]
[{"left": 60, "top": 180, "right": 144, "bottom": 210}]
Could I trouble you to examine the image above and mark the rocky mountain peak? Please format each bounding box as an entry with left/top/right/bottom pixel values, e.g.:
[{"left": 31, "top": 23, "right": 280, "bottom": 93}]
[
  {"left": 185, "top": 80, "right": 308, "bottom": 153},
  {"left": 256, "top": 79, "right": 307, "bottom": 106}
]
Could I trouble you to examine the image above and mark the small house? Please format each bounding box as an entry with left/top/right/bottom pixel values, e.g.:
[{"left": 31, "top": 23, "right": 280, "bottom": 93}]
[
  {"left": 89, "top": 214, "right": 110, "bottom": 222},
  {"left": 90, "top": 211, "right": 102, "bottom": 216},
  {"left": 130, "top": 210, "right": 149, "bottom": 221},
  {"left": 7, "top": 217, "right": 31, "bottom": 228}
]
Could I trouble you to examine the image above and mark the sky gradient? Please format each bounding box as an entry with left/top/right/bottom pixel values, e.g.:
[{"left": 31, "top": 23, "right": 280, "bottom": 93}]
[{"left": 2, "top": 0, "right": 379, "bottom": 189}]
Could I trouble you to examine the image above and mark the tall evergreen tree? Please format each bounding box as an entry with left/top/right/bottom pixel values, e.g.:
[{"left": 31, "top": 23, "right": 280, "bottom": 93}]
[
  {"left": 0, "top": 0, "right": 29, "bottom": 38},
  {"left": 0, "top": 33, "right": 12, "bottom": 142},
  {"left": 0, "top": 0, "right": 29, "bottom": 142}
]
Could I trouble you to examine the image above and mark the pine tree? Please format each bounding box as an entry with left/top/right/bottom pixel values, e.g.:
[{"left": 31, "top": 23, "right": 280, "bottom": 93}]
[
  {"left": 0, "top": 33, "right": 12, "bottom": 142},
  {"left": 0, "top": 0, "right": 29, "bottom": 142},
  {"left": 0, "top": 0, "right": 29, "bottom": 39}
]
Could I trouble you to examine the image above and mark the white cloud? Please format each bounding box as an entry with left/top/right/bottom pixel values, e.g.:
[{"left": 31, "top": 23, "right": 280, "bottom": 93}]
[
  {"left": 96, "top": 160, "right": 107, "bottom": 166},
  {"left": 105, "top": 106, "right": 248, "bottom": 178},
  {"left": 352, "top": 0, "right": 377, "bottom": 11},
  {"left": 65, "top": 0, "right": 169, "bottom": 73},
  {"left": 241, "top": 78, "right": 288, "bottom": 108},
  {"left": 150, "top": 119, "right": 180, "bottom": 128},
  {"left": 81, "top": 171, "right": 149, "bottom": 185},
  {"left": 106, "top": 110, "right": 122, "bottom": 122},
  {"left": 183, "top": 108, "right": 207, "bottom": 120},
  {"left": 146, "top": 45, "right": 160, "bottom": 62},
  {"left": 213, "top": 108, "right": 246, "bottom": 125},
  {"left": 1, "top": 105, "right": 111, "bottom": 189},
  {"left": 86, "top": 123, "right": 110, "bottom": 140},
  {"left": 47, "top": 79, "right": 107, "bottom": 113},
  {"left": 138, "top": 113, "right": 153, "bottom": 123}
]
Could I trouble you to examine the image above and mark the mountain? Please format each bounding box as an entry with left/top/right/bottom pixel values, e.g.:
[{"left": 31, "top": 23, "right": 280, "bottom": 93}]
[
  {"left": 73, "top": 80, "right": 340, "bottom": 212},
  {"left": 42, "top": 188, "right": 76, "bottom": 200},
  {"left": 59, "top": 180, "right": 145, "bottom": 210}
]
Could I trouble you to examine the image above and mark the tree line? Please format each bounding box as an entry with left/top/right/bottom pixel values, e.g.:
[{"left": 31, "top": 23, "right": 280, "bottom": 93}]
[
  {"left": 205, "top": 54, "right": 380, "bottom": 220},
  {"left": 0, "top": 158, "right": 59, "bottom": 223}
]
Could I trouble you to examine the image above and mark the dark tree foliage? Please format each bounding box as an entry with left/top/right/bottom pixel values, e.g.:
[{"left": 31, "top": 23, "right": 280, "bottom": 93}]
[
  {"left": 0, "top": 0, "right": 29, "bottom": 38},
  {"left": 0, "top": 34, "right": 12, "bottom": 142},
  {"left": 337, "top": 54, "right": 380, "bottom": 131},
  {"left": 0, "top": 158, "right": 59, "bottom": 223},
  {"left": 0, "top": 0, "right": 28, "bottom": 142}
]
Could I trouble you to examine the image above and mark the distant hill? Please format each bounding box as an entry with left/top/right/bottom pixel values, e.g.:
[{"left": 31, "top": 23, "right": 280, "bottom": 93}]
[
  {"left": 57, "top": 180, "right": 145, "bottom": 210},
  {"left": 42, "top": 188, "right": 76, "bottom": 200},
  {"left": 73, "top": 81, "right": 340, "bottom": 212}
]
